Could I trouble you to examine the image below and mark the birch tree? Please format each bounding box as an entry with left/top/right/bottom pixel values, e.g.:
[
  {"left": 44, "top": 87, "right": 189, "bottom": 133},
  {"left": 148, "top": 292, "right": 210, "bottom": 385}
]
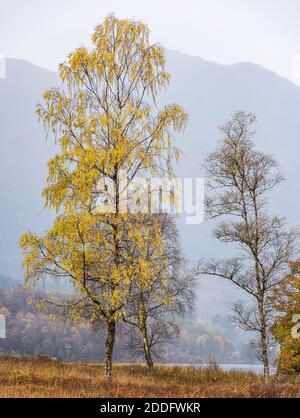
[
  {"left": 20, "top": 15, "right": 187, "bottom": 379},
  {"left": 196, "top": 112, "right": 297, "bottom": 379},
  {"left": 123, "top": 214, "right": 195, "bottom": 375}
]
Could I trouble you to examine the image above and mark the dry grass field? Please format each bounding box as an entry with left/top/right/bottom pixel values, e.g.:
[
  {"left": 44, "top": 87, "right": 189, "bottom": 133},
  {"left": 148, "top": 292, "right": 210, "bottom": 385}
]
[{"left": 0, "top": 356, "right": 299, "bottom": 398}]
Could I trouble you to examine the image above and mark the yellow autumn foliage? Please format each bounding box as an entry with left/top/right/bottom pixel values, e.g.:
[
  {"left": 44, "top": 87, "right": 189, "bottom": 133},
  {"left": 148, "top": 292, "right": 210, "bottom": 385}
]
[{"left": 21, "top": 15, "right": 187, "bottom": 330}]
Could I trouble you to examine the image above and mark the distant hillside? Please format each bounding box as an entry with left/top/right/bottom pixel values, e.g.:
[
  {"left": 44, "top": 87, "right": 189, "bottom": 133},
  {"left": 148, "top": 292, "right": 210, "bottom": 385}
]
[
  {"left": 0, "top": 274, "right": 17, "bottom": 292},
  {"left": 1, "top": 52, "right": 300, "bottom": 315}
]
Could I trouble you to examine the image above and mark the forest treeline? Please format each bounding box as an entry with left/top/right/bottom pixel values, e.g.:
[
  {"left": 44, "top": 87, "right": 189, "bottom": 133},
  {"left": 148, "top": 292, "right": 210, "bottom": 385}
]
[{"left": 0, "top": 284, "right": 257, "bottom": 364}]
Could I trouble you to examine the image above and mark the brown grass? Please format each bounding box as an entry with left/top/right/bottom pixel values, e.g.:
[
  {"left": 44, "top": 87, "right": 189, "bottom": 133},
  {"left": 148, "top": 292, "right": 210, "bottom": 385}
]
[{"left": 0, "top": 356, "right": 299, "bottom": 398}]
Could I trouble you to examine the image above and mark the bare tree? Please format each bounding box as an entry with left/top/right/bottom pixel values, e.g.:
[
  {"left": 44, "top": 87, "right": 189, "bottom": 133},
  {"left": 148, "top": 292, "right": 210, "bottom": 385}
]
[
  {"left": 196, "top": 112, "right": 298, "bottom": 379},
  {"left": 123, "top": 215, "right": 196, "bottom": 375}
]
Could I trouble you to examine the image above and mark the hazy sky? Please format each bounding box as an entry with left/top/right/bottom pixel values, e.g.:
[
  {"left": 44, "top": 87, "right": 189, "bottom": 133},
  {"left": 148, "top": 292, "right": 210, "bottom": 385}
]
[{"left": 1, "top": 0, "right": 300, "bottom": 84}]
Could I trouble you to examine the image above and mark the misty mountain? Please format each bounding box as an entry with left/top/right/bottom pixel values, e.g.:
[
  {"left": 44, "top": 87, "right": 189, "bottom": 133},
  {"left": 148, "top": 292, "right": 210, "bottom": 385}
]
[
  {"left": 1, "top": 51, "right": 300, "bottom": 317},
  {"left": 0, "top": 59, "right": 57, "bottom": 282},
  {"left": 163, "top": 50, "right": 300, "bottom": 316}
]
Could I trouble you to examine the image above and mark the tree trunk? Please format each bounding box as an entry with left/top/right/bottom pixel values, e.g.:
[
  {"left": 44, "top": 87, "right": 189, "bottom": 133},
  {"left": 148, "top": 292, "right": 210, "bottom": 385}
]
[
  {"left": 258, "top": 301, "right": 270, "bottom": 380},
  {"left": 261, "top": 326, "right": 270, "bottom": 380},
  {"left": 104, "top": 319, "right": 116, "bottom": 380},
  {"left": 142, "top": 328, "right": 154, "bottom": 376},
  {"left": 138, "top": 296, "right": 154, "bottom": 375}
]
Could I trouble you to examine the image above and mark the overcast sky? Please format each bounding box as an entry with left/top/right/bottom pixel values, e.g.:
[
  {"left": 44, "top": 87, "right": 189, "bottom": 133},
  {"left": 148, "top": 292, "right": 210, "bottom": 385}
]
[{"left": 1, "top": 0, "right": 300, "bottom": 84}]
